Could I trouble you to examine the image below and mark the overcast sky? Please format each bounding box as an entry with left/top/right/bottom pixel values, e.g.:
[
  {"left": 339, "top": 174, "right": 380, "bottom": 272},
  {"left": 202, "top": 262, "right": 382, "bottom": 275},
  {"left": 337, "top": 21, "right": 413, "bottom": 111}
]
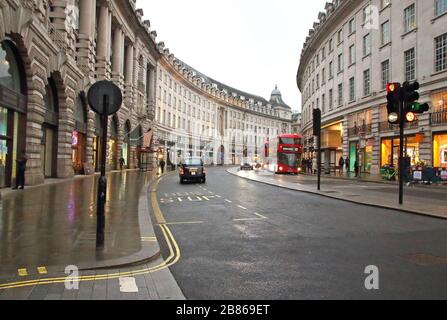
[{"left": 137, "top": 0, "right": 327, "bottom": 113}]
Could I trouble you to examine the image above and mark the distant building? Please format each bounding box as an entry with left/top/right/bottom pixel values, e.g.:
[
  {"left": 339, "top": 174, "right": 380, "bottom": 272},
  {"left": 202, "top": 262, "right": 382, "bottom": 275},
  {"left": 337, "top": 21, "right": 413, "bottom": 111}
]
[{"left": 291, "top": 113, "right": 302, "bottom": 135}]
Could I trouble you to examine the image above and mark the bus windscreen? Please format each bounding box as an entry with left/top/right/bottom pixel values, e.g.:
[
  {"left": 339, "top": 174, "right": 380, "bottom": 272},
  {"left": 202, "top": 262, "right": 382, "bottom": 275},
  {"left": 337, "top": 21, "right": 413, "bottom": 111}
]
[{"left": 278, "top": 153, "right": 299, "bottom": 168}]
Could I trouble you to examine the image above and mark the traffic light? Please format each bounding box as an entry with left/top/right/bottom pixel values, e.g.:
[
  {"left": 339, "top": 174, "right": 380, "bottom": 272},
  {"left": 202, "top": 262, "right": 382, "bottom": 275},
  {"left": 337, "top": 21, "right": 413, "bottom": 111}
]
[
  {"left": 386, "top": 83, "right": 401, "bottom": 124},
  {"left": 313, "top": 108, "right": 321, "bottom": 136},
  {"left": 407, "top": 102, "right": 430, "bottom": 114},
  {"left": 402, "top": 81, "right": 430, "bottom": 122}
]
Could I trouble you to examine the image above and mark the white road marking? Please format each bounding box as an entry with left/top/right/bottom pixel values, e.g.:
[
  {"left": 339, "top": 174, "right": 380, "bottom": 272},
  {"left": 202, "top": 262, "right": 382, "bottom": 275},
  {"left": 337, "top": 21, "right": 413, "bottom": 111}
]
[
  {"left": 215, "top": 195, "right": 222, "bottom": 198},
  {"left": 197, "top": 196, "right": 202, "bottom": 201},
  {"left": 233, "top": 218, "right": 264, "bottom": 222},
  {"left": 253, "top": 212, "right": 268, "bottom": 219},
  {"left": 225, "top": 199, "right": 233, "bottom": 203},
  {"left": 202, "top": 196, "right": 210, "bottom": 201},
  {"left": 119, "top": 277, "right": 139, "bottom": 293},
  {"left": 178, "top": 197, "right": 183, "bottom": 202},
  {"left": 238, "top": 205, "right": 247, "bottom": 210}
]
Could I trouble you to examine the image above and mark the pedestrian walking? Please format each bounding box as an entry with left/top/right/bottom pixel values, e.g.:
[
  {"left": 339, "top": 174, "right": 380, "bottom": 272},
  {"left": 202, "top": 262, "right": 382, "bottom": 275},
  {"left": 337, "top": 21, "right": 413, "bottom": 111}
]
[
  {"left": 119, "top": 157, "right": 125, "bottom": 171},
  {"left": 345, "top": 157, "right": 350, "bottom": 175},
  {"left": 13, "top": 151, "right": 29, "bottom": 190},
  {"left": 312, "top": 157, "right": 318, "bottom": 175},
  {"left": 307, "top": 158, "right": 312, "bottom": 174},
  {"left": 159, "top": 159, "right": 166, "bottom": 175},
  {"left": 338, "top": 156, "right": 345, "bottom": 176},
  {"left": 354, "top": 160, "right": 359, "bottom": 177}
]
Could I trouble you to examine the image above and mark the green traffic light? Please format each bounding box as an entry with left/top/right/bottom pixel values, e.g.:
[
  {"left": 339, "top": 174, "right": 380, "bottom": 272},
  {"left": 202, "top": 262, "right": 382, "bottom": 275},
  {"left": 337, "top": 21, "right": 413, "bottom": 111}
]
[
  {"left": 410, "top": 102, "right": 421, "bottom": 112},
  {"left": 409, "top": 102, "right": 429, "bottom": 113}
]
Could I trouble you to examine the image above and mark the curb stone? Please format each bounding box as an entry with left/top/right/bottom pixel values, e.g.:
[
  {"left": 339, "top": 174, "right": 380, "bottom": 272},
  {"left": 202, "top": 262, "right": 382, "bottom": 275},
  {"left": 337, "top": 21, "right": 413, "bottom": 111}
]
[{"left": 227, "top": 167, "right": 447, "bottom": 221}]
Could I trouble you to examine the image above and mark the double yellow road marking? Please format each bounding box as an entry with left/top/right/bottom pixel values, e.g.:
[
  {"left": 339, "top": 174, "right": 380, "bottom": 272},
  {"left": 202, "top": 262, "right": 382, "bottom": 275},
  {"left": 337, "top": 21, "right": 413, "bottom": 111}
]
[{"left": 0, "top": 176, "right": 180, "bottom": 291}]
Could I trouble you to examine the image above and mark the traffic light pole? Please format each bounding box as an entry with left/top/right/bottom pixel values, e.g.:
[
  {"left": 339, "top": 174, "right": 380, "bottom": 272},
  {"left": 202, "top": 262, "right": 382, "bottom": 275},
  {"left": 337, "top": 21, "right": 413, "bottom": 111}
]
[
  {"left": 317, "top": 134, "right": 321, "bottom": 191},
  {"left": 398, "top": 100, "right": 404, "bottom": 205}
]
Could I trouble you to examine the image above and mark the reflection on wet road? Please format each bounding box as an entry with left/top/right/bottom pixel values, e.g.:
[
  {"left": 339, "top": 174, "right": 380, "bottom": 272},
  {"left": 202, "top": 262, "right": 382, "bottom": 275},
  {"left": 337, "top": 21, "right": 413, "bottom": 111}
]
[{"left": 0, "top": 171, "right": 150, "bottom": 276}]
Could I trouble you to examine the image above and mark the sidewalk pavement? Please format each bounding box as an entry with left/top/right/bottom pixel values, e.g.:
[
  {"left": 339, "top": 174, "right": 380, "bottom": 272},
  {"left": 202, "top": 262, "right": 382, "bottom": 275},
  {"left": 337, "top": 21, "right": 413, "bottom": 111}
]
[
  {"left": 0, "top": 170, "right": 185, "bottom": 300},
  {"left": 301, "top": 171, "right": 447, "bottom": 189},
  {"left": 229, "top": 168, "right": 447, "bottom": 220},
  {"left": 0, "top": 170, "right": 156, "bottom": 276}
]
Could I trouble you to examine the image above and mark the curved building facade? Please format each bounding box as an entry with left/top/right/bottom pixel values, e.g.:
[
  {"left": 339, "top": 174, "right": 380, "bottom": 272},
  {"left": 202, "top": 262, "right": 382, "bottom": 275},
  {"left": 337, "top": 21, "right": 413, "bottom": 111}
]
[
  {"left": 297, "top": 0, "right": 447, "bottom": 174},
  {"left": 154, "top": 46, "right": 293, "bottom": 166},
  {"left": 0, "top": 0, "right": 161, "bottom": 187}
]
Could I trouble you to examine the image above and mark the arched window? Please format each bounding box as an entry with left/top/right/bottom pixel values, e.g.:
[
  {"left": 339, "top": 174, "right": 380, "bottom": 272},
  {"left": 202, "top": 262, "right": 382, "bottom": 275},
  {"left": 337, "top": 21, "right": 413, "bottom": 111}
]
[
  {"left": 0, "top": 41, "right": 23, "bottom": 93},
  {"left": 110, "top": 116, "right": 118, "bottom": 140},
  {"left": 75, "top": 95, "right": 87, "bottom": 124}
]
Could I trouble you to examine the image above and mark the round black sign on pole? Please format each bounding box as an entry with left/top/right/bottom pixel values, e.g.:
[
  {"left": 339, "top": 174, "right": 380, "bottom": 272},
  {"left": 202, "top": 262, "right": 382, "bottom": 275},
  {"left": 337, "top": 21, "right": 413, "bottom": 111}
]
[
  {"left": 87, "top": 81, "right": 122, "bottom": 249},
  {"left": 88, "top": 80, "right": 123, "bottom": 116}
]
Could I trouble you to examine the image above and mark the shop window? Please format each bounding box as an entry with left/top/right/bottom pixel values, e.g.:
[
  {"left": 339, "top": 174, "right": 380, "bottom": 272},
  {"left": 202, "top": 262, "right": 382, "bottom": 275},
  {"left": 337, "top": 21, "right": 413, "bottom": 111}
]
[
  {"left": 432, "top": 91, "right": 447, "bottom": 112},
  {"left": 433, "top": 134, "right": 447, "bottom": 168}
]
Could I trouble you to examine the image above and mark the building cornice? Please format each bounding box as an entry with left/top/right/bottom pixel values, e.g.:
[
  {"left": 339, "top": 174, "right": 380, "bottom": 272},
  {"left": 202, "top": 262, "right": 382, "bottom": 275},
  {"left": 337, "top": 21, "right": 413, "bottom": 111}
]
[
  {"left": 296, "top": 0, "right": 358, "bottom": 91},
  {"left": 159, "top": 55, "right": 293, "bottom": 123}
]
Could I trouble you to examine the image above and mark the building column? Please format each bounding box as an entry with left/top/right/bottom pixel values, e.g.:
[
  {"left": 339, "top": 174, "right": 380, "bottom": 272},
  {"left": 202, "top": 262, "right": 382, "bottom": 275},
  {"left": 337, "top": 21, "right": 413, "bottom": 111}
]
[
  {"left": 147, "top": 66, "right": 156, "bottom": 121},
  {"left": 24, "top": 78, "right": 46, "bottom": 186},
  {"left": 96, "top": 3, "right": 111, "bottom": 79},
  {"left": 112, "top": 27, "right": 125, "bottom": 88},
  {"left": 124, "top": 44, "right": 134, "bottom": 106},
  {"left": 76, "top": 0, "right": 96, "bottom": 77}
]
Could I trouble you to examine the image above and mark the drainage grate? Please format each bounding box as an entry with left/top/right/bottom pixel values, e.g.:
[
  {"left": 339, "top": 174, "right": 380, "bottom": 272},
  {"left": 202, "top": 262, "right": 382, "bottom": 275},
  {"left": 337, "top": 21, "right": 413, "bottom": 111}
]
[{"left": 400, "top": 253, "right": 447, "bottom": 267}]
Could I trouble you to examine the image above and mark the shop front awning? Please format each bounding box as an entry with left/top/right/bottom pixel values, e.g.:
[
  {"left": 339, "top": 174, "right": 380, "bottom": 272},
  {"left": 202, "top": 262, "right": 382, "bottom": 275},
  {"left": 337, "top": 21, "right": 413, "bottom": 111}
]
[{"left": 129, "top": 126, "right": 143, "bottom": 146}]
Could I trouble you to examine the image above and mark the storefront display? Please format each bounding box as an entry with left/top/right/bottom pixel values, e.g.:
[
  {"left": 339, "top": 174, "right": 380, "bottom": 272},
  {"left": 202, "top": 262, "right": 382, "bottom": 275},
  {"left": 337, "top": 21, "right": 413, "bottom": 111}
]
[
  {"left": 433, "top": 133, "right": 447, "bottom": 168},
  {"left": 0, "top": 40, "right": 26, "bottom": 188},
  {"left": 381, "top": 135, "right": 421, "bottom": 167},
  {"left": 72, "top": 130, "right": 86, "bottom": 174}
]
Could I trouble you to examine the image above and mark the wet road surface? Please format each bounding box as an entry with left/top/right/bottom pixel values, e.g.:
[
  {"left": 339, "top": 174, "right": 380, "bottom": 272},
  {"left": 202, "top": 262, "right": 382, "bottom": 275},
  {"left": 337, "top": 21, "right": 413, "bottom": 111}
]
[{"left": 155, "top": 167, "right": 447, "bottom": 299}]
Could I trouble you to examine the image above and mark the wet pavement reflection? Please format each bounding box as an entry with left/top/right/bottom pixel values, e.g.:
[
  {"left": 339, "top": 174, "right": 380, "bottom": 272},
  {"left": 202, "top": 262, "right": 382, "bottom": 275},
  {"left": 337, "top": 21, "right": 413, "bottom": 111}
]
[{"left": 0, "top": 171, "right": 150, "bottom": 275}]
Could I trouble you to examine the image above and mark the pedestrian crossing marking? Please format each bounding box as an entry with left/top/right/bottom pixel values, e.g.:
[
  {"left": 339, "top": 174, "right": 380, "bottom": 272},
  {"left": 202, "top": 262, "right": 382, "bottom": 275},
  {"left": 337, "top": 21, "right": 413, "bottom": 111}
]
[
  {"left": 238, "top": 205, "right": 247, "bottom": 210},
  {"left": 178, "top": 197, "right": 183, "bottom": 202},
  {"left": 202, "top": 196, "right": 210, "bottom": 201},
  {"left": 225, "top": 199, "right": 233, "bottom": 203},
  {"left": 37, "top": 267, "right": 47, "bottom": 275},
  {"left": 18, "top": 268, "right": 28, "bottom": 277}
]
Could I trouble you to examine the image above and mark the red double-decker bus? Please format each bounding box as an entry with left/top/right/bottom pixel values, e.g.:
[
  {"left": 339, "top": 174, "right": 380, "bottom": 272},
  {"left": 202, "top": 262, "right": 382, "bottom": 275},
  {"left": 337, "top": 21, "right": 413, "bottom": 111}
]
[{"left": 266, "top": 134, "right": 303, "bottom": 174}]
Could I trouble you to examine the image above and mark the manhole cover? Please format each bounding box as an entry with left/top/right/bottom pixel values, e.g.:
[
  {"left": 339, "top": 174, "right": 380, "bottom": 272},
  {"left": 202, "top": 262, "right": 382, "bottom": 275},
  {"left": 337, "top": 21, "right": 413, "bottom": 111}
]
[{"left": 400, "top": 253, "right": 447, "bottom": 266}]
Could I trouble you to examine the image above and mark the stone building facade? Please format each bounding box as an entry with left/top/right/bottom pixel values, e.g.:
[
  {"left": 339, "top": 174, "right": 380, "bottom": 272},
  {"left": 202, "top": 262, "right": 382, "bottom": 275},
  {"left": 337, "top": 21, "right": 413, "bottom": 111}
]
[
  {"left": 153, "top": 46, "right": 293, "bottom": 166},
  {"left": 0, "top": 0, "right": 159, "bottom": 188},
  {"left": 297, "top": 0, "right": 447, "bottom": 174}
]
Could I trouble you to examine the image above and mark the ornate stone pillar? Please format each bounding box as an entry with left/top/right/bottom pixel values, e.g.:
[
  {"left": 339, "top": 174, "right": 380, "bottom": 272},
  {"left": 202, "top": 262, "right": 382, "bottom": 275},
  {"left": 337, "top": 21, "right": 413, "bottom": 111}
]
[
  {"left": 77, "top": 0, "right": 96, "bottom": 77},
  {"left": 112, "top": 27, "right": 125, "bottom": 88},
  {"left": 124, "top": 43, "right": 134, "bottom": 106},
  {"left": 147, "top": 66, "right": 156, "bottom": 120},
  {"left": 24, "top": 77, "right": 46, "bottom": 186},
  {"left": 96, "top": 3, "right": 111, "bottom": 79}
]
